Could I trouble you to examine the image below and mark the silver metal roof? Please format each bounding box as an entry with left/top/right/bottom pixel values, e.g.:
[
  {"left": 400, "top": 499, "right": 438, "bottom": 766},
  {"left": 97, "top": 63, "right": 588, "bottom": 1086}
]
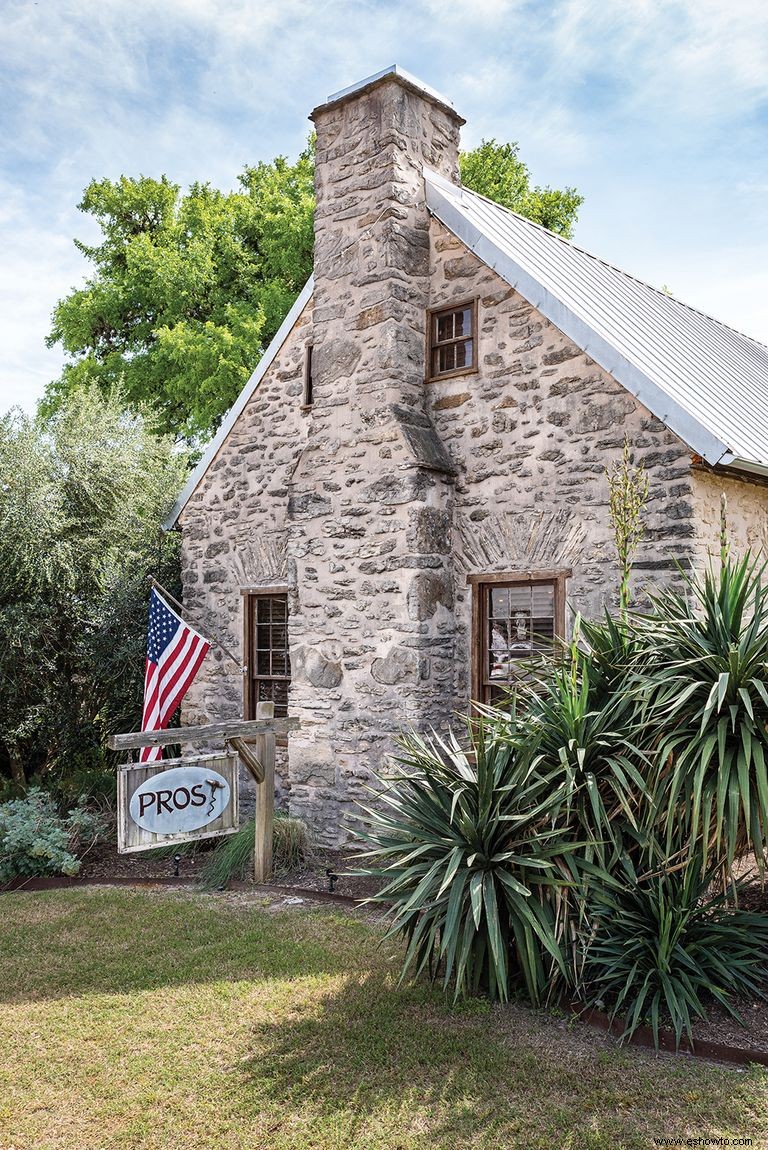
[
  {"left": 164, "top": 277, "right": 314, "bottom": 529},
  {"left": 426, "top": 169, "right": 768, "bottom": 476}
]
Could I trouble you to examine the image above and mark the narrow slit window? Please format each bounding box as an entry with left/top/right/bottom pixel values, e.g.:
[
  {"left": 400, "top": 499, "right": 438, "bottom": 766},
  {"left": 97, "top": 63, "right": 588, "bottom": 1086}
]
[
  {"left": 428, "top": 300, "right": 477, "bottom": 380},
  {"left": 303, "top": 344, "right": 314, "bottom": 407}
]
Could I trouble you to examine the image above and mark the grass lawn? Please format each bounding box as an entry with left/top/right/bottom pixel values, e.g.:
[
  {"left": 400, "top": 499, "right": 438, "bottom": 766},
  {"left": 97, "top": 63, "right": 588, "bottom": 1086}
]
[{"left": 1, "top": 888, "right": 766, "bottom": 1150}]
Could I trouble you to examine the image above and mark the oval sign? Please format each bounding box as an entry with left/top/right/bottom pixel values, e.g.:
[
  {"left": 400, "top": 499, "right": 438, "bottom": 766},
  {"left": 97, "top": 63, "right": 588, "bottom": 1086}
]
[{"left": 129, "top": 766, "right": 231, "bottom": 835}]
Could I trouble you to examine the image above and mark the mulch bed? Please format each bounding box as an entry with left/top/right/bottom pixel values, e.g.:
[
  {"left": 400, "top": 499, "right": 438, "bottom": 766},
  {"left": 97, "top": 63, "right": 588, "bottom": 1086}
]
[{"left": 76, "top": 835, "right": 383, "bottom": 901}]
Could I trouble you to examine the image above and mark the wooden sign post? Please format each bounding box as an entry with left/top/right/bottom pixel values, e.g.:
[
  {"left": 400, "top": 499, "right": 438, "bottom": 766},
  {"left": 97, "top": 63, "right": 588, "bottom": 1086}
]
[
  {"left": 252, "top": 701, "right": 275, "bottom": 883},
  {"left": 109, "top": 713, "right": 297, "bottom": 872}
]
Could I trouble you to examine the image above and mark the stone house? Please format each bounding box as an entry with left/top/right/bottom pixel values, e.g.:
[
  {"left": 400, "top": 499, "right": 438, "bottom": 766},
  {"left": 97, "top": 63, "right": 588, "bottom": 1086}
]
[{"left": 166, "top": 66, "right": 768, "bottom": 843}]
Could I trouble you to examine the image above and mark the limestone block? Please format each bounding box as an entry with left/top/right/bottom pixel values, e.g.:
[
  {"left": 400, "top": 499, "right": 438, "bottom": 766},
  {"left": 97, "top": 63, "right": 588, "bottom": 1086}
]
[
  {"left": 371, "top": 646, "right": 419, "bottom": 685},
  {"left": 407, "top": 571, "right": 454, "bottom": 620}
]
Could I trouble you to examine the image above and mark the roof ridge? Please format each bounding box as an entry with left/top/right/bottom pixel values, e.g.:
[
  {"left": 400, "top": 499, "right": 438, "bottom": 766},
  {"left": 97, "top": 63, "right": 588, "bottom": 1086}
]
[{"left": 446, "top": 177, "right": 768, "bottom": 353}]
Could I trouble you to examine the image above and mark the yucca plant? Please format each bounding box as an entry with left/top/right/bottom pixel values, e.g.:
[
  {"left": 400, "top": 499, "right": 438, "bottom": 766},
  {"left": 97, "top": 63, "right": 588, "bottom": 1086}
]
[
  {"left": 512, "top": 655, "right": 652, "bottom": 869},
  {"left": 352, "top": 718, "right": 586, "bottom": 1005},
  {"left": 577, "top": 855, "right": 768, "bottom": 1048},
  {"left": 639, "top": 553, "right": 768, "bottom": 872}
]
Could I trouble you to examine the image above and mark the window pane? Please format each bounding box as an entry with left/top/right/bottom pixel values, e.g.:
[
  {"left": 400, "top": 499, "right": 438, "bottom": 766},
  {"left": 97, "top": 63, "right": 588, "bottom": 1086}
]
[
  {"left": 532, "top": 585, "right": 554, "bottom": 614},
  {"left": 271, "top": 650, "right": 290, "bottom": 677},
  {"left": 270, "top": 598, "right": 287, "bottom": 622},
  {"left": 256, "top": 650, "right": 272, "bottom": 676},
  {"left": 454, "top": 307, "right": 471, "bottom": 337},
  {"left": 454, "top": 340, "right": 468, "bottom": 369},
  {"left": 437, "top": 344, "right": 456, "bottom": 373},
  {"left": 489, "top": 587, "right": 510, "bottom": 618},
  {"left": 508, "top": 585, "right": 532, "bottom": 612},
  {"left": 270, "top": 623, "right": 288, "bottom": 650},
  {"left": 436, "top": 312, "right": 454, "bottom": 342},
  {"left": 256, "top": 598, "right": 272, "bottom": 624},
  {"left": 531, "top": 617, "right": 554, "bottom": 647},
  {"left": 488, "top": 620, "right": 511, "bottom": 679}
]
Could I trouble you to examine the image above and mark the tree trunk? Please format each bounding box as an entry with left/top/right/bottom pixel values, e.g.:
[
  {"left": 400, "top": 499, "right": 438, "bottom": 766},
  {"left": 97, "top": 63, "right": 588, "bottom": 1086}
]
[{"left": 8, "top": 751, "right": 26, "bottom": 788}]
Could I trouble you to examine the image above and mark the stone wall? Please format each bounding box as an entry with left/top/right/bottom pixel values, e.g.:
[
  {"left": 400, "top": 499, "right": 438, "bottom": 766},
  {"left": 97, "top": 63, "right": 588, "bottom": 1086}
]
[
  {"left": 690, "top": 467, "right": 768, "bottom": 565},
  {"left": 426, "top": 219, "right": 698, "bottom": 711},
  {"left": 178, "top": 298, "right": 313, "bottom": 811}
]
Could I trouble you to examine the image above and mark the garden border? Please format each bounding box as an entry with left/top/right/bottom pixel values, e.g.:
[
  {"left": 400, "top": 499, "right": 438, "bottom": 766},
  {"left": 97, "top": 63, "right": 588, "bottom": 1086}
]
[
  {"left": 570, "top": 1003, "right": 768, "bottom": 1068},
  {"left": 0, "top": 875, "right": 363, "bottom": 906}
]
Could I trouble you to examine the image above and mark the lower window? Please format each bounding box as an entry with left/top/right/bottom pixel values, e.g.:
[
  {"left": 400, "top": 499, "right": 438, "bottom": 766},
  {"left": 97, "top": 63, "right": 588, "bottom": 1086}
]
[
  {"left": 244, "top": 593, "right": 290, "bottom": 718},
  {"left": 471, "top": 572, "right": 568, "bottom": 706}
]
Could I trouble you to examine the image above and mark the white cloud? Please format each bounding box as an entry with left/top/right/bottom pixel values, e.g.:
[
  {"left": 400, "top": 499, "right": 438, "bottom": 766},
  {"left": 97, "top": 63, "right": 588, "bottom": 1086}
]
[
  {"left": 1, "top": 0, "right": 768, "bottom": 414},
  {"left": 550, "top": 0, "right": 768, "bottom": 121}
]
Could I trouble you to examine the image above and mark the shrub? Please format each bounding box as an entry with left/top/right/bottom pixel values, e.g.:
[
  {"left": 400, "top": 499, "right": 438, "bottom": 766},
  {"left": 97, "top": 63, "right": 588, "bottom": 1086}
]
[
  {"left": 353, "top": 720, "right": 585, "bottom": 1005},
  {"left": 515, "top": 655, "right": 651, "bottom": 869},
  {"left": 0, "top": 788, "right": 104, "bottom": 881},
  {"left": 199, "top": 811, "right": 312, "bottom": 888},
  {"left": 577, "top": 857, "right": 768, "bottom": 1047},
  {"left": 639, "top": 554, "right": 768, "bottom": 871}
]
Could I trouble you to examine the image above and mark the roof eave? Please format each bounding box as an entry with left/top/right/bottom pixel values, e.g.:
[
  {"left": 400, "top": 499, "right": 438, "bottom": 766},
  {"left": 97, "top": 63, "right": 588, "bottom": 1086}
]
[
  {"left": 718, "top": 456, "right": 768, "bottom": 481},
  {"left": 163, "top": 276, "right": 314, "bottom": 530},
  {"left": 425, "top": 173, "right": 733, "bottom": 471}
]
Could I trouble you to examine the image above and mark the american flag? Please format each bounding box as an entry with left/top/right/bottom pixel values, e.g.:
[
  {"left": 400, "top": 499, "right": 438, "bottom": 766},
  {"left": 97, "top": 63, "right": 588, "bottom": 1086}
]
[{"left": 139, "top": 589, "right": 211, "bottom": 763}]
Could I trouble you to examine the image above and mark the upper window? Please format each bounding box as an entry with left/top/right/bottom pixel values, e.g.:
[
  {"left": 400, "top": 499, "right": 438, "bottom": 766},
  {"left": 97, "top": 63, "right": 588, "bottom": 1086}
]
[
  {"left": 471, "top": 573, "right": 568, "bottom": 707},
  {"left": 245, "top": 593, "right": 290, "bottom": 718},
  {"left": 428, "top": 300, "right": 477, "bottom": 380}
]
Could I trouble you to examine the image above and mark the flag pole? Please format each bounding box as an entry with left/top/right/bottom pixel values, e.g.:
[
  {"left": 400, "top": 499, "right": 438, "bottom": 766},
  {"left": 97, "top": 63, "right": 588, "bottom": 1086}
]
[{"left": 147, "top": 577, "right": 245, "bottom": 673}]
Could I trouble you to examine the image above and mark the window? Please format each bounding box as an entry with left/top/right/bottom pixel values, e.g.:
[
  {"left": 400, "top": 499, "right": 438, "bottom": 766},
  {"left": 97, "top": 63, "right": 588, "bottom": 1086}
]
[
  {"left": 244, "top": 593, "right": 290, "bottom": 718},
  {"left": 427, "top": 299, "right": 477, "bottom": 380},
  {"left": 470, "top": 572, "right": 569, "bottom": 706},
  {"left": 302, "top": 344, "right": 314, "bottom": 407}
]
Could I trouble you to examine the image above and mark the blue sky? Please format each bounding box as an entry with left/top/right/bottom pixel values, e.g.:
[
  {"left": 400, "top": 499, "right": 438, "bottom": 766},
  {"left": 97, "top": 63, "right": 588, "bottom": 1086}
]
[{"left": 2, "top": 0, "right": 768, "bottom": 414}]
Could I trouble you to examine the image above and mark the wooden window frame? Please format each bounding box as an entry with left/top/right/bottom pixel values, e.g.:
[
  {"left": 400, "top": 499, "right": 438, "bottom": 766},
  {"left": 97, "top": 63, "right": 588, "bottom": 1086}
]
[
  {"left": 242, "top": 589, "right": 291, "bottom": 727},
  {"left": 469, "top": 569, "right": 570, "bottom": 706},
  {"left": 300, "top": 344, "right": 314, "bottom": 411},
  {"left": 426, "top": 297, "right": 478, "bottom": 383}
]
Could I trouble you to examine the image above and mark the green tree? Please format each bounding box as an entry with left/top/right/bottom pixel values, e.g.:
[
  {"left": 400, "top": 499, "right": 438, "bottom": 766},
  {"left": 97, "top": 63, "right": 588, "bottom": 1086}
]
[
  {"left": 0, "top": 389, "right": 187, "bottom": 796},
  {"left": 45, "top": 137, "right": 581, "bottom": 441},
  {"left": 44, "top": 144, "right": 315, "bottom": 442},
  {"left": 460, "top": 139, "right": 583, "bottom": 237}
]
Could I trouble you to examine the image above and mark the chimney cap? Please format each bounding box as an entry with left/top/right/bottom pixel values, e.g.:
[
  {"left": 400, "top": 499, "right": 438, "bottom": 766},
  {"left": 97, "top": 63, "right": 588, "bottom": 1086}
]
[{"left": 310, "top": 65, "right": 465, "bottom": 125}]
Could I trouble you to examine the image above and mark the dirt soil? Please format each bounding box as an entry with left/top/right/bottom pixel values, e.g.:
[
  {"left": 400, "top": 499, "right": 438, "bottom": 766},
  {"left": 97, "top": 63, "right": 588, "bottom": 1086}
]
[
  {"left": 78, "top": 835, "right": 384, "bottom": 900},
  {"left": 686, "top": 871, "right": 768, "bottom": 1054}
]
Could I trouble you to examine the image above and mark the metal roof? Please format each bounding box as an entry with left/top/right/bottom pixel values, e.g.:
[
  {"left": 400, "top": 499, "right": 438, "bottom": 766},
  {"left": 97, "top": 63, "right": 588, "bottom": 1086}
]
[
  {"left": 426, "top": 168, "right": 768, "bottom": 476},
  {"left": 164, "top": 277, "right": 314, "bottom": 529}
]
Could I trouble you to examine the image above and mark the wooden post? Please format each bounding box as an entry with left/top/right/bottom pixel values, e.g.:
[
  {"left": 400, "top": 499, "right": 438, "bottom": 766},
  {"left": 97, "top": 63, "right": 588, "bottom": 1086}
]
[{"left": 253, "top": 700, "right": 275, "bottom": 882}]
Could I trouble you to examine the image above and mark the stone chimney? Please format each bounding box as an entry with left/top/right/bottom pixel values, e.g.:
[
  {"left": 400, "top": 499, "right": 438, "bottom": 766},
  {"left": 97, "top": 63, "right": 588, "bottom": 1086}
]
[{"left": 286, "top": 68, "right": 466, "bottom": 842}]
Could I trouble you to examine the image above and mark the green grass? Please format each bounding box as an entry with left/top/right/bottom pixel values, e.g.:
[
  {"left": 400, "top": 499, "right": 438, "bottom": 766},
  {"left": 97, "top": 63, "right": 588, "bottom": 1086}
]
[{"left": 0, "top": 889, "right": 766, "bottom": 1150}]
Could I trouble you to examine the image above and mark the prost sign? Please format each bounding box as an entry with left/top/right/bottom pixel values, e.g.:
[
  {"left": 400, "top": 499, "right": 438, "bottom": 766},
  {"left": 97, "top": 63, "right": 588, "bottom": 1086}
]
[{"left": 118, "top": 752, "right": 239, "bottom": 854}]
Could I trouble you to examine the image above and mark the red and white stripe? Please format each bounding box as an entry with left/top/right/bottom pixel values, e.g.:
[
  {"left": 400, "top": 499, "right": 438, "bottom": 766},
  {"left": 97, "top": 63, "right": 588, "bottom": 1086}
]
[{"left": 139, "top": 622, "right": 210, "bottom": 763}]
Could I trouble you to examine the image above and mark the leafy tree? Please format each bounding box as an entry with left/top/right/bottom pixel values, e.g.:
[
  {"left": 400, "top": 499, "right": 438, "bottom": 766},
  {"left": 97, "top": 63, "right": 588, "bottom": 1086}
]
[
  {"left": 460, "top": 139, "right": 583, "bottom": 237},
  {"left": 0, "top": 389, "right": 187, "bottom": 797},
  {"left": 44, "top": 144, "right": 315, "bottom": 442},
  {"left": 45, "top": 137, "right": 581, "bottom": 440}
]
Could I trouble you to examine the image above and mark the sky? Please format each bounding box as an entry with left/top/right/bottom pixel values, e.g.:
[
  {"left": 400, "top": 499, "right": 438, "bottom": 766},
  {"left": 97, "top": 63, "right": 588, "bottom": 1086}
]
[{"left": 2, "top": 0, "right": 768, "bottom": 415}]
